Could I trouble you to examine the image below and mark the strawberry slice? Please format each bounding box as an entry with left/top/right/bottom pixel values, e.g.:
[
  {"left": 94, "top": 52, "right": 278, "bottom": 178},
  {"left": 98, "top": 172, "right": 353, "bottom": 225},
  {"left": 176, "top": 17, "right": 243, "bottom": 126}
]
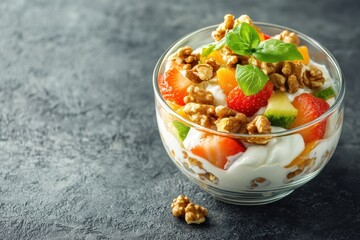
[
  {"left": 158, "top": 68, "right": 194, "bottom": 106},
  {"left": 263, "top": 33, "right": 271, "bottom": 40},
  {"left": 191, "top": 135, "right": 246, "bottom": 169},
  {"left": 290, "top": 93, "right": 330, "bottom": 143},
  {"left": 227, "top": 81, "right": 274, "bottom": 117}
]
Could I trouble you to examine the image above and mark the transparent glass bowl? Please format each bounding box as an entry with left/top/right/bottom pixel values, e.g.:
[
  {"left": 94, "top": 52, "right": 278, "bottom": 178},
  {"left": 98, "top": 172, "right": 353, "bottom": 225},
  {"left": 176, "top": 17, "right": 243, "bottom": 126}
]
[{"left": 153, "top": 23, "right": 345, "bottom": 205}]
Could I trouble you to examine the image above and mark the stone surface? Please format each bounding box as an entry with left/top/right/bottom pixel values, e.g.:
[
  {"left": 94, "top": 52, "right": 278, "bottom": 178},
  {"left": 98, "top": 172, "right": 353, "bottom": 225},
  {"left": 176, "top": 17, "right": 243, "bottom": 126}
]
[{"left": 0, "top": 0, "right": 359, "bottom": 239}]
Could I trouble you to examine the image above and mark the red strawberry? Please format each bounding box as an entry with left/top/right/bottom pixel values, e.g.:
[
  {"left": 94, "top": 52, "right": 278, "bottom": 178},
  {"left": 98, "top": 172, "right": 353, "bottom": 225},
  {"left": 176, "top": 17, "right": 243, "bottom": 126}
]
[
  {"left": 263, "top": 33, "right": 271, "bottom": 40},
  {"left": 191, "top": 135, "right": 246, "bottom": 169},
  {"left": 227, "top": 81, "right": 274, "bottom": 117},
  {"left": 290, "top": 93, "right": 330, "bottom": 143},
  {"left": 158, "top": 68, "right": 194, "bottom": 106}
]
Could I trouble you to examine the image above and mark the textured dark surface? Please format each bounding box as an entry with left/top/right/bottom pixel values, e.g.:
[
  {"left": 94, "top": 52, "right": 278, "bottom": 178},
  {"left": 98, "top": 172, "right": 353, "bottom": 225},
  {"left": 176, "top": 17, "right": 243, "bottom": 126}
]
[{"left": 0, "top": 0, "right": 359, "bottom": 239}]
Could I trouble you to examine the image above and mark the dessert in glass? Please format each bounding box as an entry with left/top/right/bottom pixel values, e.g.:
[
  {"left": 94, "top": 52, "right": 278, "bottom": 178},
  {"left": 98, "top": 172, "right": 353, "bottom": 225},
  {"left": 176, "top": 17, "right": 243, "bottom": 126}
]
[{"left": 153, "top": 14, "right": 345, "bottom": 205}]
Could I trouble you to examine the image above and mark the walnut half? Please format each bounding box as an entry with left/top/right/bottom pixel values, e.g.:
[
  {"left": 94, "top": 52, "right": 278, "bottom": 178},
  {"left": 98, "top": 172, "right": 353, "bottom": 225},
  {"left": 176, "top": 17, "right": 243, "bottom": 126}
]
[
  {"left": 184, "top": 85, "right": 214, "bottom": 105},
  {"left": 183, "top": 103, "right": 216, "bottom": 128},
  {"left": 211, "top": 14, "right": 235, "bottom": 42},
  {"left": 185, "top": 63, "right": 214, "bottom": 83},
  {"left": 171, "top": 46, "right": 200, "bottom": 69},
  {"left": 215, "top": 106, "right": 249, "bottom": 133},
  {"left": 273, "top": 30, "right": 300, "bottom": 46},
  {"left": 171, "top": 195, "right": 190, "bottom": 217},
  {"left": 185, "top": 203, "right": 208, "bottom": 224},
  {"left": 246, "top": 115, "right": 272, "bottom": 144},
  {"left": 171, "top": 195, "right": 208, "bottom": 225}
]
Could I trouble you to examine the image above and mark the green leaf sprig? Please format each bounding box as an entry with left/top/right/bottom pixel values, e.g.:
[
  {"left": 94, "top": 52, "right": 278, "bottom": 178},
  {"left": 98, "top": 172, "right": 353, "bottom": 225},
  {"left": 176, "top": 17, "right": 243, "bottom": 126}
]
[
  {"left": 200, "top": 37, "right": 226, "bottom": 59},
  {"left": 225, "top": 22, "right": 303, "bottom": 96}
]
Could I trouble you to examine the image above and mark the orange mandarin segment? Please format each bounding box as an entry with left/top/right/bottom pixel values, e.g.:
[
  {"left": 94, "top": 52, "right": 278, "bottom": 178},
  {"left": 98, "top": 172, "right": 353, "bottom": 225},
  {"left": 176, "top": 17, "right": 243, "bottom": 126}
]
[
  {"left": 259, "top": 32, "right": 265, "bottom": 42},
  {"left": 295, "top": 46, "right": 310, "bottom": 65},
  {"left": 285, "top": 141, "right": 318, "bottom": 168},
  {"left": 166, "top": 101, "right": 182, "bottom": 111},
  {"left": 207, "top": 50, "right": 226, "bottom": 66},
  {"left": 176, "top": 106, "right": 189, "bottom": 119},
  {"left": 216, "top": 67, "right": 238, "bottom": 94}
]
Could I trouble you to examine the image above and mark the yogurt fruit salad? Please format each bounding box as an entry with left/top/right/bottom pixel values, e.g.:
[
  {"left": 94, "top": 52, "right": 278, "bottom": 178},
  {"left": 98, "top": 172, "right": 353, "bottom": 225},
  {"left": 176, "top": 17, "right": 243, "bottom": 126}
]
[{"left": 154, "top": 14, "right": 344, "bottom": 204}]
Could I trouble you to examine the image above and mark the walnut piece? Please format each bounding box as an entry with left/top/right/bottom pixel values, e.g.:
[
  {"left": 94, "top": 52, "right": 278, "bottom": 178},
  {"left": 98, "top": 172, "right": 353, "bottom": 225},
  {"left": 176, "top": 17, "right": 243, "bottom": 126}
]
[
  {"left": 267, "top": 62, "right": 302, "bottom": 93},
  {"left": 222, "top": 46, "right": 240, "bottom": 67},
  {"left": 221, "top": 46, "right": 252, "bottom": 67},
  {"left": 185, "top": 203, "right": 208, "bottom": 224},
  {"left": 260, "top": 62, "right": 276, "bottom": 75},
  {"left": 250, "top": 177, "right": 269, "bottom": 188},
  {"left": 303, "top": 66, "right": 325, "bottom": 88},
  {"left": 215, "top": 106, "right": 237, "bottom": 118},
  {"left": 268, "top": 62, "right": 324, "bottom": 93},
  {"left": 204, "top": 58, "right": 220, "bottom": 72},
  {"left": 215, "top": 106, "right": 249, "bottom": 133},
  {"left": 212, "top": 14, "right": 235, "bottom": 41},
  {"left": 184, "top": 85, "right": 214, "bottom": 105},
  {"left": 183, "top": 103, "right": 216, "bottom": 128},
  {"left": 278, "top": 61, "right": 303, "bottom": 93},
  {"left": 247, "top": 115, "right": 271, "bottom": 134},
  {"left": 269, "top": 73, "right": 287, "bottom": 92},
  {"left": 185, "top": 63, "right": 214, "bottom": 83},
  {"left": 246, "top": 115, "right": 271, "bottom": 144},
  {"left": 234, "top": 14, "right": 254, "bottom": 26},
  {"left": 171, "top": 46, "right": 199, "bottom": 69},
  {"left": 273, "top": 30, "right": 300, "bottom": 46},
  {"left": 171, "top": 195, "right": 190, "bottom": 217},
  {"left": 198, "top": 172, "right": 219, "bottom": 184},
  {"left": 171, "top": 195, "right": 208, "bottom": 224}
]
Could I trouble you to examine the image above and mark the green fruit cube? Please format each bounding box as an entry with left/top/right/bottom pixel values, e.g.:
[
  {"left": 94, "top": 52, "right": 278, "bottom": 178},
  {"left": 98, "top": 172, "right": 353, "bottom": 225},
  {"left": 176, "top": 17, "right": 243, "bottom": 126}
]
[
  {"left": 265, "top": 92, "right": 298, "bottom": 128},
  {"left": 172, "top": 120, "right": 190, "bottom": 142},
  {"left": 313, "top": 87, "right": 336, "bottom": 100}
]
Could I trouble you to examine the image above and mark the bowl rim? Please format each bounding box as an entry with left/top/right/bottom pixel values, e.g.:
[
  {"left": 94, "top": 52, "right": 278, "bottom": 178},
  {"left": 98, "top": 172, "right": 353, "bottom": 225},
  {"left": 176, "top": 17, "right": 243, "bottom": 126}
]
[{"left": 153, "top": 22, "right": 345, "bottom": 138}]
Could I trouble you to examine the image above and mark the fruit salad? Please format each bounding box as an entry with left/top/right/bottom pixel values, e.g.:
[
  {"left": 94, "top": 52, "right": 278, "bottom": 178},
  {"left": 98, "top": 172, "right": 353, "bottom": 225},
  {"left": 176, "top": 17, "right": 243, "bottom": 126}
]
[{"left": 155, "top": 14, "right": 343, "bottom": 192}]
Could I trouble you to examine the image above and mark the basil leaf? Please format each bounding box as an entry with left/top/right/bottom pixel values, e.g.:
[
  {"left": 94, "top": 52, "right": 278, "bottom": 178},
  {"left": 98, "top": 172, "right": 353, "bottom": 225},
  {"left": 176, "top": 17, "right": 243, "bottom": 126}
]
[
  {"left": 254, "top": 39, "right": 303, "bottom": 63},
  {"left": 200, "top": 44, "right": 216, "bottom": 58},
  {"left": 200, "top": 38, "right": 225, "bottom": 59},
  {"left": 225, "top": 22, "right": 260, "bottom": 56},
  {"left": 236, "top": 64, "right": 269, "bottom": 96},
  {"left": 214, "top": 37, "right": 226, "bottom": 50}
]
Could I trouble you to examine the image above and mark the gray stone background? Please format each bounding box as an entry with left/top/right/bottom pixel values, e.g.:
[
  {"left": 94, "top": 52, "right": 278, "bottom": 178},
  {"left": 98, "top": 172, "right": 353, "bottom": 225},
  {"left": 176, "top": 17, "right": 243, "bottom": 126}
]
[{"left": 0, "top": 0, "right": 359, "bottom": 239}]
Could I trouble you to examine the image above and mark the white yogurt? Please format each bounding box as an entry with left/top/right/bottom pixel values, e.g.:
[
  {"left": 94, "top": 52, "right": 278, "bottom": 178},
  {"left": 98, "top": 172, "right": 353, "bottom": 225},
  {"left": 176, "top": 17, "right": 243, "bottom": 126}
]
[
  {"left": 230, "top": 130, "right": 305, "bottom": 168},
  {"left": 205, "top": 79, "right": 227, "bottom": 106}
]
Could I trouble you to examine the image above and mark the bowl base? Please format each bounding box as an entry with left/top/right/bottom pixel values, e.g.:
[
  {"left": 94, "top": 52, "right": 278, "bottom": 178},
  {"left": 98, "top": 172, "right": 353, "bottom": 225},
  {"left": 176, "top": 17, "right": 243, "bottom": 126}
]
[{"left": 208, "top": 189, "right": 294, "bottom": 206}]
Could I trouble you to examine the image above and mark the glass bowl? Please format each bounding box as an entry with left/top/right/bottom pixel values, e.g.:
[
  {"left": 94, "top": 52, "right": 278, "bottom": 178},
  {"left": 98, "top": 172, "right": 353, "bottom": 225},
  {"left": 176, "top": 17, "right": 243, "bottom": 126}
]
[{"left": 153, "top": 23, "right": 345, "bottom": 205}]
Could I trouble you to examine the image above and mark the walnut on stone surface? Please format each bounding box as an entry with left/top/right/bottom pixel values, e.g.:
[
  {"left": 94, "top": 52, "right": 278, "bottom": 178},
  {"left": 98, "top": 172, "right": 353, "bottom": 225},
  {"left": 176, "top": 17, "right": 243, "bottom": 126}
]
[
  {"left": 171, "top": 195, "right": 190, "bottom": 217},
  {"left": 273, "top": 30, "right": 300, "bottom": 46},
  {"left": 171, "top": 195, "right": 208, "bottom": 225},
  {"left": 184, "top": 203, "right": 208, "bottom": 224}
]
